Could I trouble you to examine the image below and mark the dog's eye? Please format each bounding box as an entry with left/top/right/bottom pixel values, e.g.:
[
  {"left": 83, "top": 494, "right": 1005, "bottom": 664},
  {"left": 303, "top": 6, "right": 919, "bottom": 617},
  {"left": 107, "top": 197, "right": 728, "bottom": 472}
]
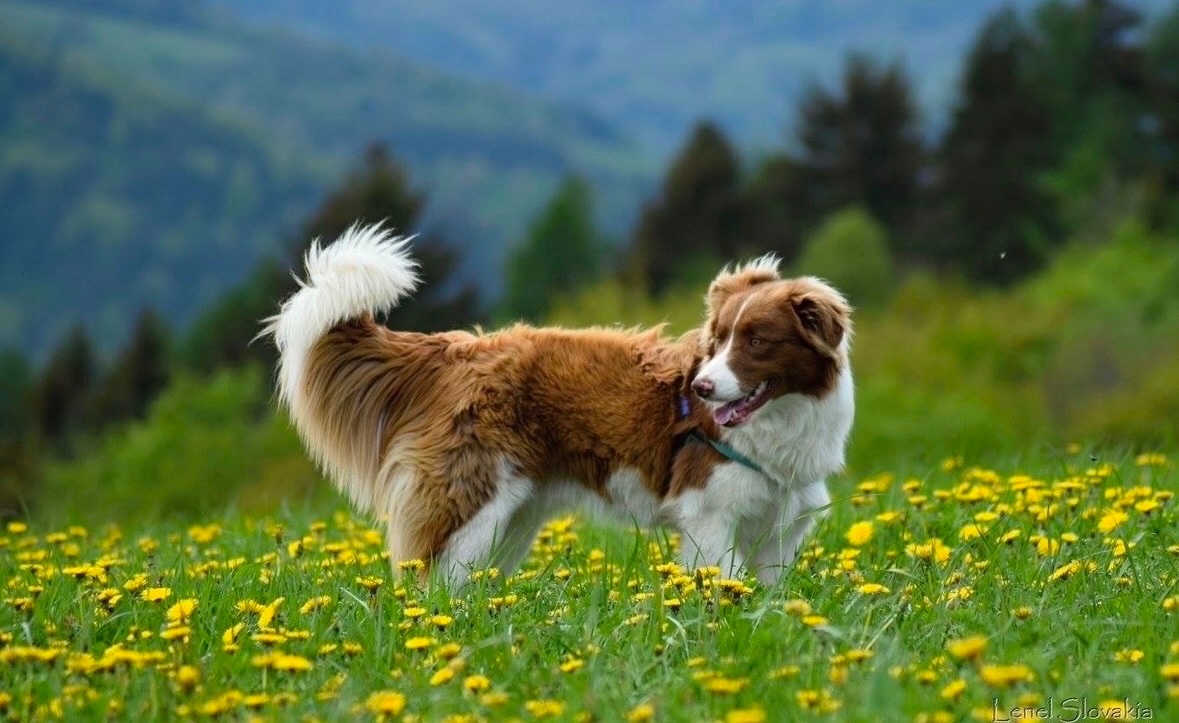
[{"left": 749, "top": 337, "right": 763, "bottom": 347}]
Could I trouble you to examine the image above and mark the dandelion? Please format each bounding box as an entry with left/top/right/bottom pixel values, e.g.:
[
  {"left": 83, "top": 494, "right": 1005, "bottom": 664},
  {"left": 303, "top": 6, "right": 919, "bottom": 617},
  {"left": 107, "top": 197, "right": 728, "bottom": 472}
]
[
  {"left": 946, "top": 635, "right": 987, "bottom": 661},
  {"left": 801, "top": 614, "right": 829, "bottom": 627},
  {"left": 405, "top": 636, "right": 435, "bottom": 651},
  {"left": 160, "top": 626, "right": 192, "bottom": 642},
  {"left": 166, "top": 599, "right": 198, "bottom": 625},
  {"left": 560, "top": 658, "right": 585, "bottom": 674},
  {"left": 141, "top": 587, "right": 171, "bottom": 603},
  {"left": 430, "top": 667, "right": 456, "bottom": 686},
  {"left": 1098, "top": 509, "right": 1129, "bottom": 534},
  {"left": 941, "top": 679, "right": 967, "bottom": 700},
  {"left": 1013, "top": 606, "right": 1034, "bottom": 620},
  {"left": 627, "top": 703, "right": 656, "bottom": 722},
  {"left": 463, "top": 675, "right": 491, "bottom": 694},
  {"left": 1163, "top": 597, "right": 1178, "bottom": 613},
  {"left": 1112, "top": 649, "right": 1143, "bottom": 664},
  {"left": 783, "top": 599, "right": 812, "bottom": 617},
  {"left": 480, "top": 692, "right": 510, "bottom": 708},
  {"left": 431, "top": 614, "right": 454, "bottom": 628},
  {"left": 703, "top": 676, "right": 748, "bottom": 694},
  {"left": 846, "top": 521, "right": 874, "bottom": 546},
  {"left": 366, "top": 691, "right": 406, "bottom": 716},
  {"left": 1049, "top": 561, "right": 1082, "bottom": 582},
  {"left": 525, "top": 699, "right": 566, "bottom": 718},
  {"left": 299, "top": 596, "right": 332, "bottom": 615},
  {"left": 979, "top": 664, "right": 1034, "bottom": 688},
  {"left": 857, "top": 582, "right": 890, "bottom": 595},
  {"left": 725, "top": 707, "right": 767, "bottom": 723},
  {"left": 1161, "top": 663, "right": 1179, "bottom": 682}
]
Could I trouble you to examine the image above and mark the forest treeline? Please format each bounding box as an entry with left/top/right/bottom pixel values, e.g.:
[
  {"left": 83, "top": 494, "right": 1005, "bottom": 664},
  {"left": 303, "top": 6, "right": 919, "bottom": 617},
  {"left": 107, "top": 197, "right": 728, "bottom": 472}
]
[{"left": 2, "top": 0, "right": 1178, "bottom": 521}]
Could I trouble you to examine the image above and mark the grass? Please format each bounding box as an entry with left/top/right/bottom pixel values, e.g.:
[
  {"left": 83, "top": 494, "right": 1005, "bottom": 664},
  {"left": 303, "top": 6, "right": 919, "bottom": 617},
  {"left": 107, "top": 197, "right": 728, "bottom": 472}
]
[{"left": 1, "top": 450, "right": 1177, "bottom": 722}]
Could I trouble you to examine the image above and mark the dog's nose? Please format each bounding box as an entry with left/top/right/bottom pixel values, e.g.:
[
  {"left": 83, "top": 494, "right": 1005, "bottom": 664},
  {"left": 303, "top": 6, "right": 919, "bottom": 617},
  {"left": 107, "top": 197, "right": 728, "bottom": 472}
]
[{"left": 692, "top": 378, "right": 715, "bottom": 399}]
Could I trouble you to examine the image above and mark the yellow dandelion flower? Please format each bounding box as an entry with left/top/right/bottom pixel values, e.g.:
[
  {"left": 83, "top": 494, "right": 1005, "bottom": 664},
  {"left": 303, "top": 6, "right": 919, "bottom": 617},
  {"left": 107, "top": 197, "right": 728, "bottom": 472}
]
[
  {"left": 783, "top": 599, "right": 812, "bottom": 617},
  {"left": 703, "top": 677, "right": 748, "bottom": 694},
  {"left": 480, "top": 692, "right": 510, "bottom": 707},
  {"left": 845, "top": 521, "right": 874, "bottom": 547},
  {"left": 770, "top": 665, "right": 801, "bottom": 679},
  {"left": 560, "top": 658, "right": 585, "bottom": 674},
  {"left": 123, "top": 574, "right": 148, "bottom": 592},
  {"left": 1163, "top": 596, "right": 1178, "bottom": 613},
  {"left": 141, "top": 587, "right": 171, "bottom": 603},
  {"left": 222, "top": 623, "right": 245, "bottom": 648},
  {"left": 160, "top": 626, "right": 191, "bottom": 642},
  {"left": 1097, "top": 509, "right": 1129, "bottom": 534},
  {"left": 405, "top": 636, "right": 435, "bottom": 651},
  {"left": 299, "top": 596, "right": 332, "bottom": 615},
  {"left": 366, "top": 691, "right": 406, "bottom": 715},
  {"left": 463, "top": 675, "right": 491, "bottom": 693},
  {"left": 1161, "top": 663, "right": 1179, "bottom": 682},
  {"left": 1112, "top": 649, "right": 1143, "bottom": 664},
  {"left": 430, "top": 667, "right": 456, "bottom": 686},
  {"left": 979, "top": 664, "right": 1034, "bottom": 688},
  {"left": 525, "top": 700, "right": 565, "bottom": 718},
  {"left": 431, "top": 614, "right": 454, "bottom": 628},
  {"left": 801, "top": 614, "right": 829, "bottom": 627},
  {"left": 1014, "top": 606, "right": 1034, "bottom": 620},
  {"left": 1049, "top": 561, "right": 1082, "bottom": 582},
  {"left": 356, "top": 575, "right": 384, "bottom": 593},
  {"left": 166, "top": 599, "right": 198, "bottom": 625},
  {"left": 174, "top": 664, "right": 201, "bottom": 691},
  {"left": 627, "top": 703, "right": 656, "bottom": 722},
  {"left": 236, "top": 599, "right": 266, "bottom": 615},
  {"left": 941, "top": 679, "right": 967, "bottom": 700},
  {"left": 906, "top": 539, "right": 951, "bottom": 564},
  {"left": 403, "top": 606, "right": 427, "bottom": 618},
  {"left": 436, "top": 642, "right": 462, "bottom": 659},
  {"left": 946, "top": 635, "right": 987, "bottom": 661},
  {"left": 857, "top": 582, "right": 890, "bottom": 595},
  {"left": 725, "top": 707, "right": 767, "bottom": 723}
]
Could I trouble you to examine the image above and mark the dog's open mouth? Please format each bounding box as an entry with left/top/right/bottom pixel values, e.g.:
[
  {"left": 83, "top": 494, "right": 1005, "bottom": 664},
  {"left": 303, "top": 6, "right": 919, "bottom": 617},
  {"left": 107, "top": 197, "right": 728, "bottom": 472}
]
[{"left": 712, "top": 381, "right": 771, "bottom": 428}]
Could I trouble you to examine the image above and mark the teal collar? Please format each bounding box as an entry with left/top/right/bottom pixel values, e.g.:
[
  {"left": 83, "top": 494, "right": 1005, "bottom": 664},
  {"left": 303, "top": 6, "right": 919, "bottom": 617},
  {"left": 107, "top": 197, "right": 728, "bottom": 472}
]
[{"left": 687, "top": 429, "right": 770, "bottom": 478}]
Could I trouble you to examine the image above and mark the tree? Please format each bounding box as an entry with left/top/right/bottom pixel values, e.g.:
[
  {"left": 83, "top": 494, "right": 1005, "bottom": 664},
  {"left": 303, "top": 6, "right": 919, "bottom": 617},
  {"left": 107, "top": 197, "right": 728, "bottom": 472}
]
[
  {"left": 502, "top": 176, "right": 603, "bottom": 322},
  {"left": 31, "top": 325, "right": 95, "bottom": 449},
  {"left": 87, "top": 309, "right": 171, "bottom": 428},
  {"left": 793, "top": 55, "right": 924, "bottom": 251},
  {"left": 738, "top": 155, "right": 811, "bottom": 267},
  {"left": 629, "top": 122, "right": 743, "bottom": 294},
  {"left": 932, "top": 7, "right": 1059, "bottom": 283},
  {"left": 1028, "top": 0, "right": 1149, "bottom": 218},
  {"left": 1144, "top": 6, "right": 1179, "bottom": 227},
  {"left": 181, "top": 143, "right": 482, "bottom": 372}
]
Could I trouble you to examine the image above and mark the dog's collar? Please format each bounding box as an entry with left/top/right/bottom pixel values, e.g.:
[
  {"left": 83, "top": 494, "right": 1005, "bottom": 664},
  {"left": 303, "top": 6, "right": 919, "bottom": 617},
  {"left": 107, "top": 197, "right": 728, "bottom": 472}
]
[{"left": 677, "top": 394, "right": 773, "bottom": 480}]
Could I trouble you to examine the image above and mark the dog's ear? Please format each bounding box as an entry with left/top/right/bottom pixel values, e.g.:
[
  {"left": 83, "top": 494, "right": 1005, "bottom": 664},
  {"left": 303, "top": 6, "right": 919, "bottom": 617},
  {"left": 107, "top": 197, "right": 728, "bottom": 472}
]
[
  {"left": 704, "top": 255, "right": 781, "bottom": 337},
  {"left": 792, "top": 285, "right": 851, "bottom": 360}
]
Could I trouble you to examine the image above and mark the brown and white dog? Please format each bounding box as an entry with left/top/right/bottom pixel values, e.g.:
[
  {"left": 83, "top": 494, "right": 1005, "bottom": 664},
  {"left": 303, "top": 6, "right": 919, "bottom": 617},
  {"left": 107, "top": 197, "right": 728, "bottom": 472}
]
[{"left": 263, "top": 224, "right": 853, "bottom": 587}]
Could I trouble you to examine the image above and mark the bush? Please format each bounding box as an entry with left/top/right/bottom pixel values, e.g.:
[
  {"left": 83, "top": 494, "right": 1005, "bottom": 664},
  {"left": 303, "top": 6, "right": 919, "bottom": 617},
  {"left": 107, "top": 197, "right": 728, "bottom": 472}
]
[
  {"left": 794, "top": 207, "right": 895, "bottom": 309},
  {"left": 37, "top": 366, "right": 324, "bottom": 525}
]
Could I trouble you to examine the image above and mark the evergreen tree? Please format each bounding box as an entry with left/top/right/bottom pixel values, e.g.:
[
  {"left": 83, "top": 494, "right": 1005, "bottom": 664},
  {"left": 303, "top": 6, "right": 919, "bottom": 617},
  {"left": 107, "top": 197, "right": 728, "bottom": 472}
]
[
  {"left": 87, "top": 309, "right": 171, "bottom": 429},
  {"left": 933, "top": 7, "right": 1059, "bottom": 283},
  {"left": 1029, "top": 0, "right": 1148, "bottom": 209},
  {"left": 738, "top": 155, "right": 811, "bottom": 268},
  {"left": 182, "top": 143, "right": 482, "bottom": 372},
  {"left": 32, "top": 325, "right": 95, "bottom": 448},
  {"left": 1144, "top": 6, "right": 1179, "bottom": 226},
  {"left": 793, "top": 55, "right": 924, "bottom": 250},
  {"left": 630, "top": 122, "right": 743, "bottom": 294},
  {"left": 502, "top": 176, "right": 603, "bottom": 322}
]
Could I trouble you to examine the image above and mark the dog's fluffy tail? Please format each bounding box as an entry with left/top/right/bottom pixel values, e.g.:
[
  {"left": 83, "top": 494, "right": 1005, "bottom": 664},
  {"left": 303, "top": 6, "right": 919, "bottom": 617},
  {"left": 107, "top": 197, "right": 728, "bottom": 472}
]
[{"left": 261, "top": 222, "right": 419, "bottom": 420}]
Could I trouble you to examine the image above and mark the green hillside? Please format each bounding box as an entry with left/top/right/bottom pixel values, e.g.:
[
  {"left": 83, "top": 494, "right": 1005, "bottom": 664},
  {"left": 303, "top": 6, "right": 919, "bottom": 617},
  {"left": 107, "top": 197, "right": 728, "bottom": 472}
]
[{"left": 0, "top": 0, "right": 649, "bottom": 356}]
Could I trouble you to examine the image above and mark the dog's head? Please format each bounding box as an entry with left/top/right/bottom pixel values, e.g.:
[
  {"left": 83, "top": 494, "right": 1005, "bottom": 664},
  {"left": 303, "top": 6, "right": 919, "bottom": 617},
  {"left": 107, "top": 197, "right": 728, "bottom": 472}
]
[{"left": 691, "top": 256, "right": 851, "bottom": 428}]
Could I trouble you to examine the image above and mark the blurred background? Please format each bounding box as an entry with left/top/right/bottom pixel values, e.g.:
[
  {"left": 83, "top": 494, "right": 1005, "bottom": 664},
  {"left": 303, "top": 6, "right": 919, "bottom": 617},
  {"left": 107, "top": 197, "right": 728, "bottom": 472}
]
[{"left": 1, "top": 0, "right": 1176, "bottom": 523}]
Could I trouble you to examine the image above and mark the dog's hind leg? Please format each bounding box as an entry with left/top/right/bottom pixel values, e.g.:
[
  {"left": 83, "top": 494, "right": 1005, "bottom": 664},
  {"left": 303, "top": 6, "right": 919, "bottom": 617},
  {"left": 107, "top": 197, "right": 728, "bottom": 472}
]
[{"left": 435, "top": 472, "right": 536, "bottom": 589}]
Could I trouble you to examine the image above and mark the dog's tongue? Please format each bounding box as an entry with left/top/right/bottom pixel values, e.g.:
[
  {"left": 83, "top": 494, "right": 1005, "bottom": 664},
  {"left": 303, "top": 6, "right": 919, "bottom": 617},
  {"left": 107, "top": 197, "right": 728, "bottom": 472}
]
[{"left": 713, "top": 399, "right": 746, "bottom": 427}]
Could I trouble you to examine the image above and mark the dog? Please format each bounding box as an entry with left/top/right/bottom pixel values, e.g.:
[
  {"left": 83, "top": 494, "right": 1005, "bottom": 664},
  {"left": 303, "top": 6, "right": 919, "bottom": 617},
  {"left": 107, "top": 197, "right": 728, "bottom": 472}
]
[{"left": 263, "top": 223, "right": 853, "bottom": 587}]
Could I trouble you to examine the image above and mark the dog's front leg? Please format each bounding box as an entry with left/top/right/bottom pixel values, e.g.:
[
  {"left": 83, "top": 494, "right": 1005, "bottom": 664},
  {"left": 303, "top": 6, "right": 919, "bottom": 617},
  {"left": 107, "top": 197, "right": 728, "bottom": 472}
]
[{"left": 743, "top": 481, "right": 830, "bottom": 586}]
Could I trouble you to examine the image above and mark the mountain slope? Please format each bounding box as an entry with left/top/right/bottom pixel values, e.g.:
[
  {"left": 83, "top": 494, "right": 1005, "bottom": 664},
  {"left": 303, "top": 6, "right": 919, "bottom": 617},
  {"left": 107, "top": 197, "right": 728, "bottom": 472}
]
[
  {"left": 221, "top": 0, "right": 1175, "bottom": 154},
  {"left": 0, "top": 0, "right": 649, "bottom": 356}
]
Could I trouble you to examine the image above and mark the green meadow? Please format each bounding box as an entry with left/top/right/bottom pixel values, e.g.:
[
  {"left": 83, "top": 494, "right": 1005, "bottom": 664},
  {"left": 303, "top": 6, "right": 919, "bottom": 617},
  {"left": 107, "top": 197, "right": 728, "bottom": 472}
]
[{"left": 2, "top": 451, "right": 1175, "bottom": 721}]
